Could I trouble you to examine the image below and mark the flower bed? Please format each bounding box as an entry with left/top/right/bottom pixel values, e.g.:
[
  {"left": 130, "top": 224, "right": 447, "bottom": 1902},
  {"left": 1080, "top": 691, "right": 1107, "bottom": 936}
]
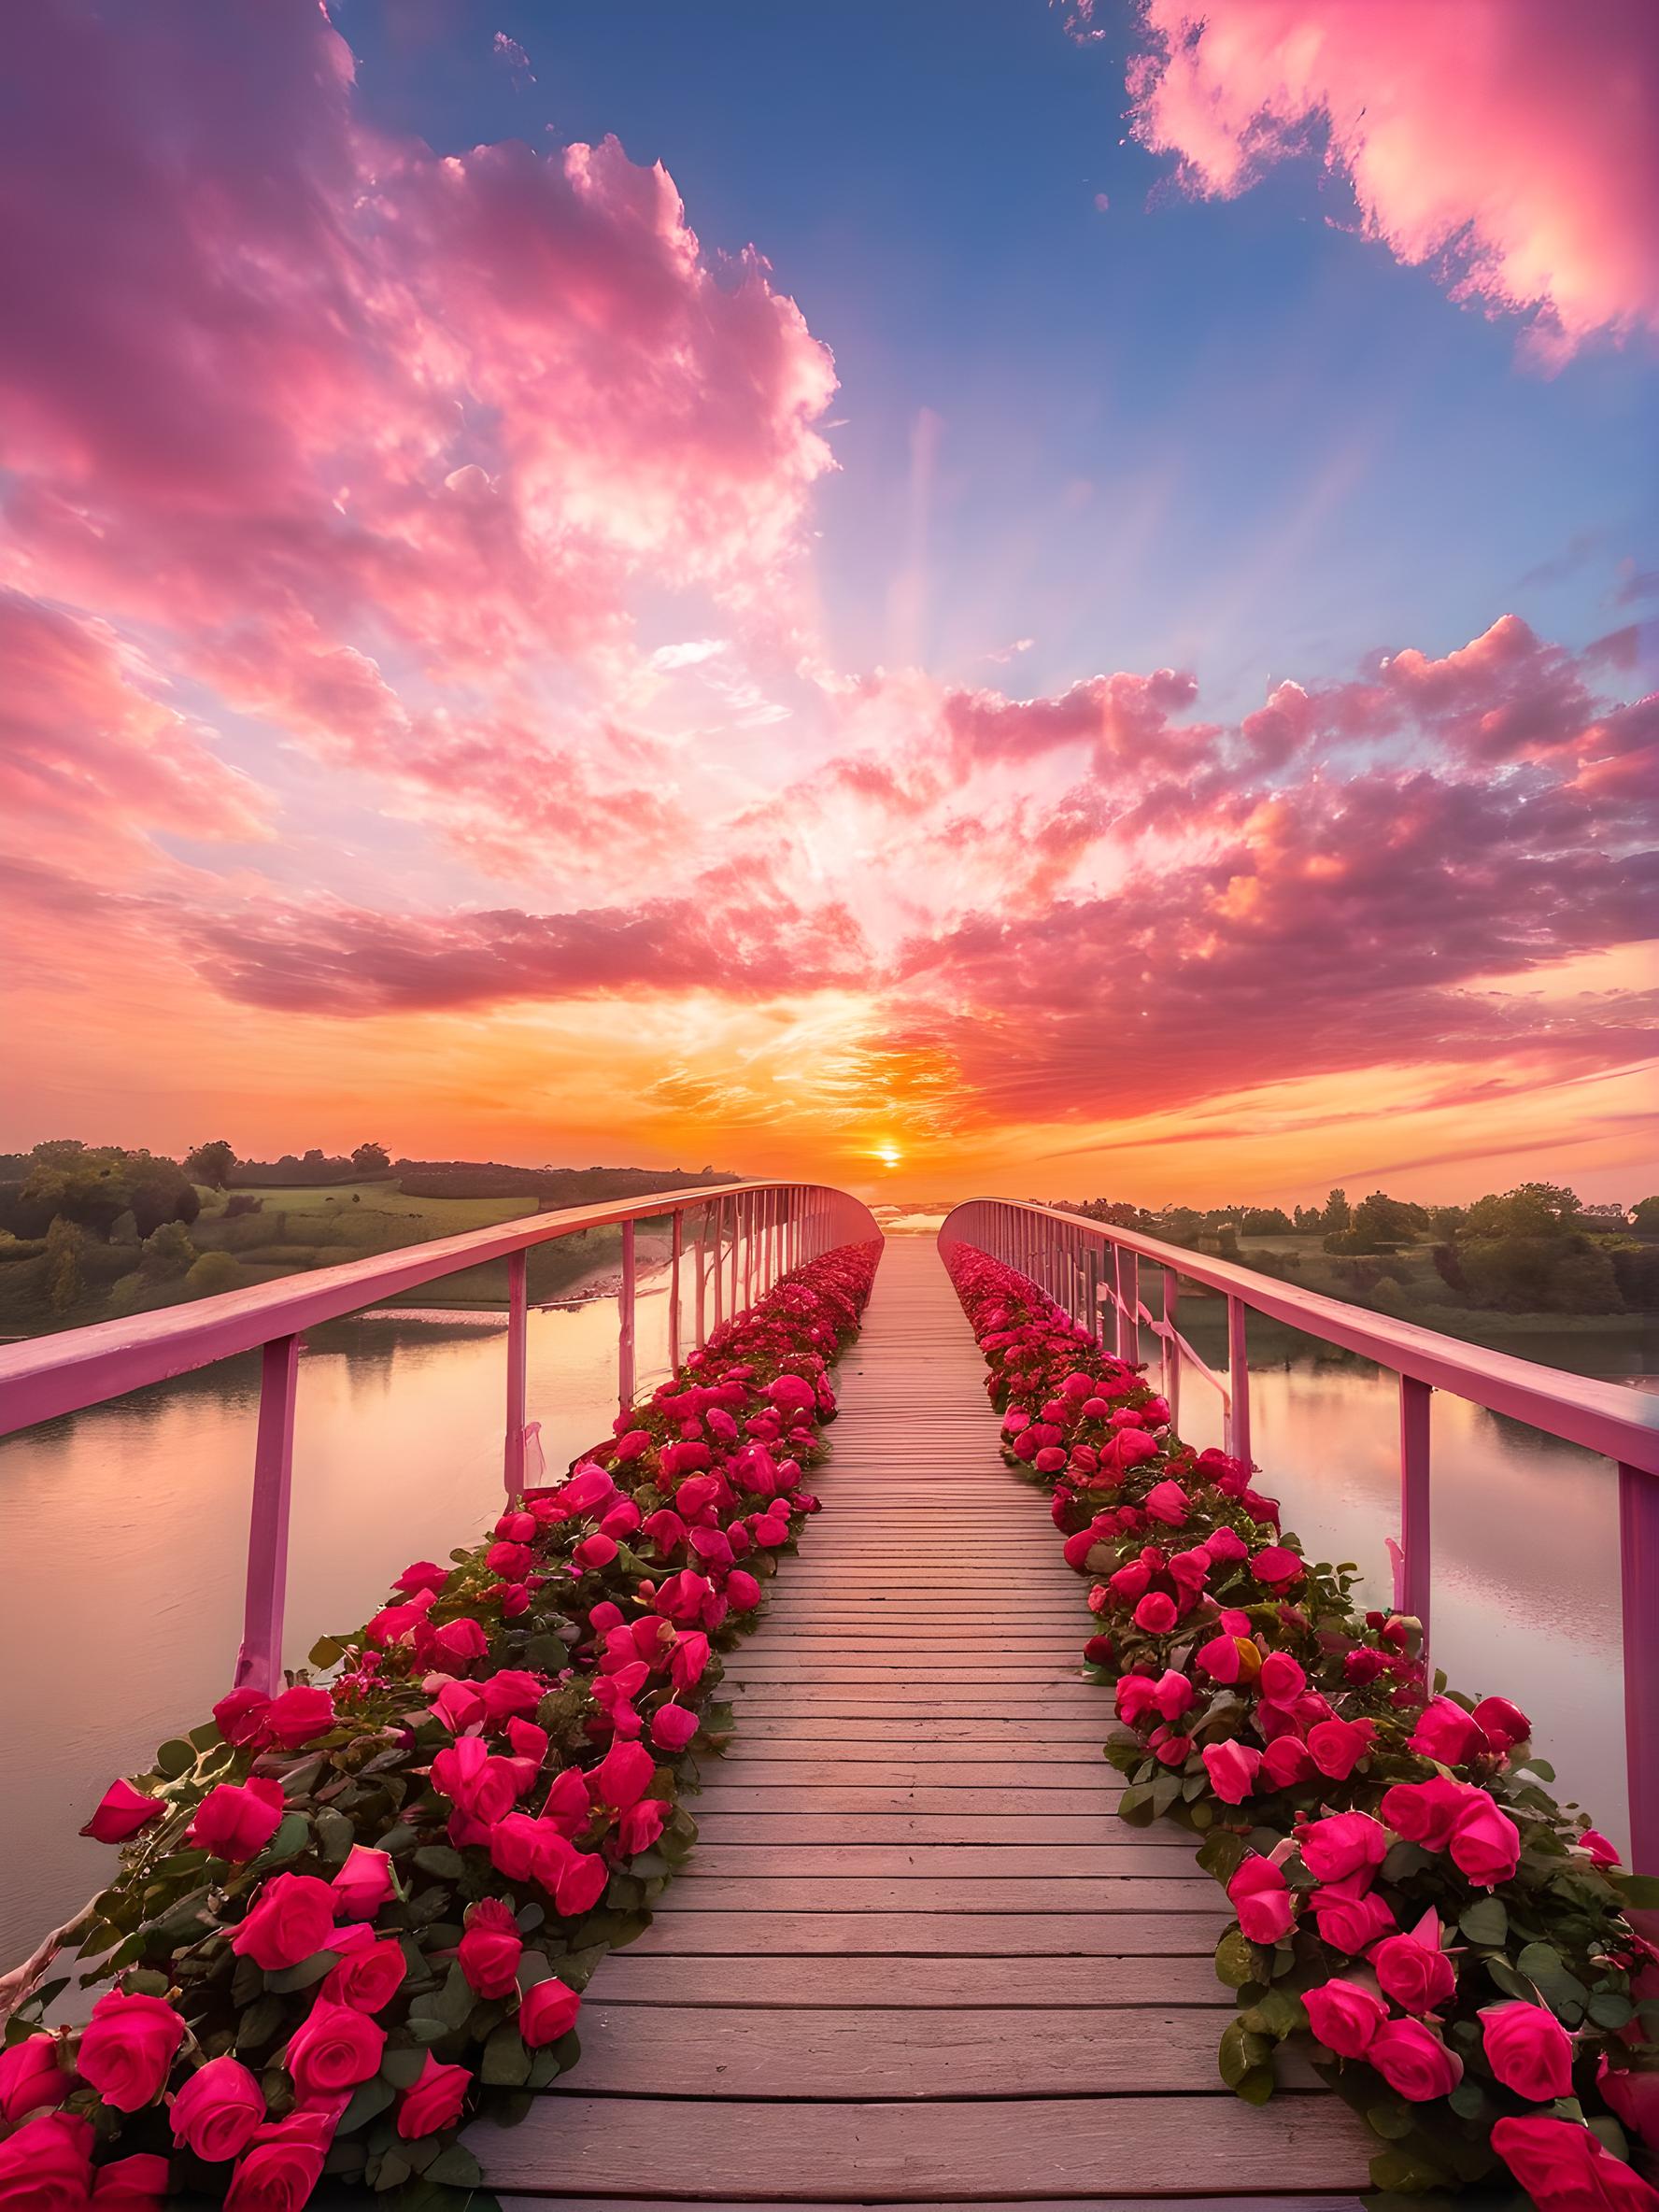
[
  {"left": 943, "top": 1241, "right": 1658, "bottom": 2208},
  {"left": 0, "top": 1238, "right": 881, "bottom": 2211}
]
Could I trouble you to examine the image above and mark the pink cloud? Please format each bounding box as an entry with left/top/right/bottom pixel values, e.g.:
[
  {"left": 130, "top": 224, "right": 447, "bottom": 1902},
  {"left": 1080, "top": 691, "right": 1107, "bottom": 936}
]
[{"left": 1127, "top": 0, "right": 1659, "bottom": 359}]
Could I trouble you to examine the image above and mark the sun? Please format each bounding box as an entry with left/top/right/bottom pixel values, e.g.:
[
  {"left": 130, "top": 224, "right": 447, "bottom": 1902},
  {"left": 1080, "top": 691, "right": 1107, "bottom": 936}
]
[{"left": 873, "top": 1142, "right": 902, "bottom": 1170}]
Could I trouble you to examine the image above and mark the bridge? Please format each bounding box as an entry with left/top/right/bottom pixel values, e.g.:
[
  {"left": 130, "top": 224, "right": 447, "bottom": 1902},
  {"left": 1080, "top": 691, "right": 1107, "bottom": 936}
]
[{"left": 0, "top": 1183, "right": 1654, "bottom": 2209}]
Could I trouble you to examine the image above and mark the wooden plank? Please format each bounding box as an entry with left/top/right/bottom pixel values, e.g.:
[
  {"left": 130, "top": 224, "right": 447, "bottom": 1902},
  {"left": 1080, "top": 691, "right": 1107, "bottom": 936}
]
[
  {"left": 691, "top": 1815, "right": 1127, "bottom": 1844},
  {"left": 712, "top": 1717, "right": 1109, "bottom": 1741},
  {"left": 691, "top": 1787, "right": 1116, "bottom": 1815},
  {"left": 684, "top": 1843, "right": 1201, "bottom": 1878},
  {"left": 498, "top": 2198, "right": 1367, "bottom": 2211},
  {"left": 565, "top": 2004, "right": 1311, "bottom": 2096},
  {"left": 655, "top": 1875, "right": 1217, "bottom": 1912},
  {"left": 481, "top": 2094, "right": 1372, "bottom": 2196},
  {"left": 704, "top": 1761, "right": 1109, "bottom": 1786},
  {"left": 625, "top": 1911, "right": 1223, "bottom": 1957},
  {"left": 588, "top": 1952, "right": 1232, "bottom": 2009}
]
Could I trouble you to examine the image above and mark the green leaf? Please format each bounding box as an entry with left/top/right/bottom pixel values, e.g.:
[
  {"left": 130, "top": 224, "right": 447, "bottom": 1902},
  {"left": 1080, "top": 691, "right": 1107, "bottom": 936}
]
[
  {"left": 1448, "top": 2080, "right": 1490, "bottom": 2121},
  {"left": 1458, "top": 1897, "right": 1509, "bottom": 1947},
  {"left": 1117, "top": 1782, "right": 1155, "bottom": 1827},
  {"left": 1609, "top": 1874, "right": 1659, "bottom": 1910},
  {"left": 413, "top": 1845, "right": 465, "bottom": 1880},
  {"left": 1588, "top": 1991, "right": 1635, "bottom": 2030},
  {"left": 154, "top": 1738, "right": 195, "bottom": 1780},
  {"left": 265, "top": 1950, "right": 340, "bottom": 1993},
  {"left": 1365, "top": 2101, "right": 1416, "bottom": 2141},
  {"left": 1485, "top": 1956, "right": 1535, "bottom": 2002},
  {"left": 1149, "top": 1769, "right": 1183, "bottom": 1817},
  {"left": 1370, "top": 2148, "right": 1451, "bottom": 2193},
  {"left": 339, "top": 2078, "right": 396, "bottom": 2134},
  {"left": 309, "top": 1635, "right": 347, "bottom": 1668},
  {"left": 433, "top": 1960, "right": 475, "bottom": 2030},
  {"left": 257, "top": 1812, "right": 311, "bottom": 1865},
  {"left": 1252, "top": 1985, "right": 1307, "bottom": 2037},
  {"left": 1217, "top": 2020, "right": 1271, "bottom": 2091},
  {"left": 1196, "top": 1828, "right": 1248, "bottom": 1883},
  {"left": 187, "top": 1720, "right": 224, "bottom": 1753},
  {"left": 379, "top": 2047, "right": 429, "bottom": 2090},
  {"left": 123, "top": 1968, "right": 171, "bottom": 1997},
  {"left": 426, "top": 2146, "right": 483, "bottom": 2189},
  {"left": 313, "top": 1808, "right": 355, "bottom": 1866},
  {"left": 479, "top": 2024, "right": 533, "bottom": 2086}
]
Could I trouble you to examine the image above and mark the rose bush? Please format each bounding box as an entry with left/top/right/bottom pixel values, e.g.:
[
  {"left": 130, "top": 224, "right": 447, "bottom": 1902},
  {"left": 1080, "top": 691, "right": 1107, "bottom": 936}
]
[
  {"left": 945, "top": 1241, "right": 1658, "bottom": 2207},
  {"left": 0, "top": 1239, "right": 880, "bottom": 2209}
]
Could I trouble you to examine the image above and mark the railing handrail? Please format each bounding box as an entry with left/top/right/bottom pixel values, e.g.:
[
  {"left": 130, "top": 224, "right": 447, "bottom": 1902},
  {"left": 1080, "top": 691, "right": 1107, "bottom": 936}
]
[
  {"left": 0, "top": 1178, "right": 848, "bottom": 1439},
  {"left": 940, "top": 1198, "right": 1659, "bottom": 1476}
]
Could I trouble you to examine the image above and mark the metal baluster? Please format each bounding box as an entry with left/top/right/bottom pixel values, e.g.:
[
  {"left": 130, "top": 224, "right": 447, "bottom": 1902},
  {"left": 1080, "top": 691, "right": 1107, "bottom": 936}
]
[
  {"left": 618, "top": 1220, "right": 636, "bottom": 1411},
  {"left": 712, "top": 1199, "right": 725, "bottom": 1333},
  {"left": 1397, "top": 1374, "right": 1431, "bottom": 1637},
  {"left": 1621, "top": 1463, "right": 1658, "bottom": 1874},
  {"left": 669, "top": 1210, "right": 683, "bottom": 1372},
  {"left": 503, "top": 1251, "right": 528, "bottom": 1495},
  {"left": 1226, "top": 1296, "right": 1250, "bottom": 1464},
  {"left": 1162, "top": 1268, "right": 1181, "bottom": 1432},
  {"left": 694, "top": 1205, "right": 708, "bottom": 1349},
  {"left": 234, "top": 1335, "right": 300, "bottom": 1693}
]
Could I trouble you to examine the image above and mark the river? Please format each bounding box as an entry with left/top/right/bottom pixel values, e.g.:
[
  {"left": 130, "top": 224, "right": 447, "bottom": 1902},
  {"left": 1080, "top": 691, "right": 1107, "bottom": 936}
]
[{"left": 1, "top": 1255, "right": 1652, "bottom": 1967}]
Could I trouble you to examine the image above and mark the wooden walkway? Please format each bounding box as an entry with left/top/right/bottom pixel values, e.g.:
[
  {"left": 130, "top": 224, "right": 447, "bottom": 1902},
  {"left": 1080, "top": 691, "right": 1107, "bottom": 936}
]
[{"left": 486, "top": 1238, "right": 1370, "bottom": 2206}]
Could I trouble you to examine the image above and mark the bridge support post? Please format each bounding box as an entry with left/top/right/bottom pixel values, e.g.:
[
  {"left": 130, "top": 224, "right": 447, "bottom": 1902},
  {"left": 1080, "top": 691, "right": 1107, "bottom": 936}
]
[
  {"left": 1621, "top": 1462, "right": 1659, "bottom": 1873},
  {"left": 694, "top": 1208, "right": 708, "bottom": 1348},
  {"left": 1162, "top": 1268, "right": 1180, "bottom": 1432},
  {"left": 503, "top": 1251, "right": 529, "bottom": 1496},
  {"left": 712, "top": 1199, "right": 725, "bottom": 1333},
  {"left": 618, "top": 1220, "right": 636, "bottom": 1412},
  {"left": 1397, "top": 1374, "right": 1432, "bottom": 1642},
  {"left": 1226, "top": 1296, "right": 1250, "bottom": 1465},
  {"left": 234, "top": 1333, "right": 299, "bottom": 1694}
]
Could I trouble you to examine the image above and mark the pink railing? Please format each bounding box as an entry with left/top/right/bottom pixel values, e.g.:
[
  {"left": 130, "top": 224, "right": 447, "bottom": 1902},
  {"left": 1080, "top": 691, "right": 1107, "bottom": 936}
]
[
  {"left": 939, "top": 1198, "right": 1659, "bottom": 1875},
  {"left": 0, "top": 1179, "right": 878, "bottom": 1698}
]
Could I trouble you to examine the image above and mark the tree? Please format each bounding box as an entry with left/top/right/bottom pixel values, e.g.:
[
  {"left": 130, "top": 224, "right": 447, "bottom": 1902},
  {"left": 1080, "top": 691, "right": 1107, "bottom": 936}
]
[
  {"left": 185, "top": 1140, "right": 236, "bottom": 1189},
  {"left": 1238, "top": 1207, "right": 1294, "bottom": 1236},
  {"left": 125, "top": 1151, "right": 201, "bottom": 1237},
  {"left": 21, "top": 1144, "right": 133, "bottom": 1241},
  {"left": 351, "top": 1140, "right": 391, "bottom": 1174},
  {"left": 1293, "top": 1205, "right": 1322, "bottom": 1232},
  {"left": 1323, "top": 1188, "right": 1351, "bottom": 1232},
  {"left": 1465, "top": 1184, "right": 1582, "bottom": 1239},
  {"left": 137, "top": 1220, "right": 196, "bottom": 1282},
  {"left": 1350, "top": 1191, "right": 1428, "bottom": 1246},
  {"left": 43, "top": 1215, "right": 84, "bottom": 1313},
  {"left": 185, "top": 1251, "right": 242, "bottom": 1297},
  {"left": 1630, "top": 1196, "right": 1659, "bottom": 1232}
]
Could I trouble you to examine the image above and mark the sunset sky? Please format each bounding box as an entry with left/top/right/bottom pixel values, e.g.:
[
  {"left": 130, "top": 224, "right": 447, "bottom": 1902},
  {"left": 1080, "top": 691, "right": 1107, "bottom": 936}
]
[{"left": 2, "top": 0, "right": 1654, "bottom": 1204}]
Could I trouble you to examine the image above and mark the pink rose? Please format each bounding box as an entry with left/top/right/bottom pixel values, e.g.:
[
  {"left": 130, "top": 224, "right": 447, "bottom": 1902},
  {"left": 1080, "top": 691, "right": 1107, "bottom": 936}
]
[
  {"left": 1598, "top": 2057, "right": 1659, "bottom": 2148},
  {"left": 574, "top": 1532, "right": 617, "bottom": 1569},
  {"left": 190, "top": 1777, "right": 286, "bottom": 1863},
  {"left": 650, "top": 1703, "right": 700, "bottom": 1751},
  {"left": 395, "top": 2052, "right": 470, "bottom": 2139},
  {"left": 1298, "top": 1812, "right": 1389, "bottom": 1885},
  {"left": 1148, "top": 1669, "right": 1195, "bottom": 1721},
  {"left": 223, "top": 2109, "right": 333, "bottom": 2212},
  {"left": 426, "top": 1616, "right": 489, "bottom": 1666},
  {"left": 1114, "top": 1428, "right": 1158, "bottom": 1468},
  {"left": 592, "top": 1739, "right": 656, "bottom": 1810},
  {"left": 1371, "top": 1911, "right": 1457, "bottom": 2014},
  {"left": 319, "top": 1934, "right": 405, "bottom": 2015},
  {"left": 726, "top": 1568, "right": 761, "bottom": 1610},
  {"left": 1142, "top": 1479, "right": 1189, "bottom": 1524},
  {"left": 1307, "top": 1716, "right": 1374, "bottom": 1780},
  {"left": 459, "top": 1899, "right": 523, "bottom": 1998},
  {"left": 1309, "top": 1879, "right": 1396, "bottom": 1955},
  {"left": 1132, "top": 1591, "right": 1177, "bottom": 1634},
  {"left": 212, "top": 1688, "right": 273, "bottom": 1744},
  {"left": 395, "top": 1559, "right": 450, "bottom": 1595},
  {"left": 330, "top": 1845, "right": 395, "bottom": 1920},
  {"left": 1250, "top": 1545, "right": 1302, "bottom": 1585},
  {"left": 1196, "top": 1634, "right": 1243, "bottom": 1683},
  {"left": 554, "top": 1848, "right": 609, "bottom": 1917},
  {"left": 486, "top": 1539, "right": 533, "bottom": 1579},
  {"left": 1115, "top": 1674, "right": 1156, "bottom": 1728},
  {"left": 1578, "top": 1828, "right": 1622, "bottom": 1868},
  {"left": 1448, "top": 1794, "right": 1521, "bottom": 1887},
  {"left": 0, "top": 2035, "right": 71, "bottom": 2126},
  {"left": 0, "top": 2110, "right": 93, "bottom": 2211},
  {"left": 80, "top": 1779, "right": 165, "bottom": 1844},
  {"left": 1256, "top": 1652, "right": 1305, "bottom": 1706},
  {"left": 1409, "top": 1695, "right": 1486, "bottom": 1765},
  {"left": 1303, "top": 1978, "right": 1388, "bottom": 2059},
  {"left": 1109, "top": 1561, "right": 1151, "bottom": 1602},
  {"left": 230, "top": 1873, "right": 337, "bottom": 1971},
  {"left": 77, "top": 1991, "right": 185, "bottom": 2113},
  {"left": 90, "top": 2151, "right": 170, "bottom": 2207},
  {"left": 1381, "top": 1775, "right": 1472, "bottom": 1850},
  {"left": 1482, "top": 2002, "right": 1575, "bottom": 2100},
  {"left": 259, "top": 1684, "right": 334, "bottom": 1750},
  {"left": 1491, "top": 2117, "right": 1659, "bottom": 2212},
  {"left": 1367, "top": 2018, "right": 1463, "bottom": 2102},
  {"left": 1201, "top": 1740, "right": 1261, "bottom": 1805},
  {"left": 617, "top": 1798, "right": 668, "bottom": 1853},
  {"left": 1261, "top": 1735, "right": 1316, "bottom": 1789},
  {"left": 480, "top": 1669, "right": 546, "bottom": 1724},
  {"left": 1227, "top": 1856, "right": 1296, "bottom": 1944},
  {"left": 519, "top": 1977, "right": 582, "bottom": 2047},
  {"left": 283, "top": 2000, "right": 385, "bottom": 2102},
  {"left": 1471, "top": 1695, "right": 1531, "bottom": 1753},
  {"left": 169, "top": 2056, "right": 265, "bottom": 2162}
]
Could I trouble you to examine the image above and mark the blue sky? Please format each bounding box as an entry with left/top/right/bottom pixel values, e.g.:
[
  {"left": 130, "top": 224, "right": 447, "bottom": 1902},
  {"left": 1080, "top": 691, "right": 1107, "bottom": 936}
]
[{"left": 336, "top": 0, "right": 1655, "bottom": 714}]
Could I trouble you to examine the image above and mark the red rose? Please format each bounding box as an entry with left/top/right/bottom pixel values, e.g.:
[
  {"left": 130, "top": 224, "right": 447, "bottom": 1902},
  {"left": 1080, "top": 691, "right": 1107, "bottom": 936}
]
[
  {"left": 169, "top": 2055, "right": 265, "bottom": 2162},
  {"left": 649, "top": 1702, "right": 700, "bottom": 1752},
  {"left": 230, "top": 1873, "right": 336, "bottom": 1971},
  {"left": 77, "top": 1991, "right": 186, "bottom": 2112},
  {"left": 319, "top": 1933, "right": 405, "bottom": 2015},
  {"left": 1303, "top": 1978, "right": 1387, "bottom": 2059},
  {"left": 1491, "top": 2116, "right": 1659, "bottom": 2212},
  {"left": 1381, "top": 1775, "right": 1471, "bottom": 1850},
  {"left": 554, "top": 1848, "right": 609, "bottom": 1917},
  {"left": 90, "top": 2151, "right": 170, "bottom": 2207},
  {"left": 1366, "top": 2018, "right": 1463, "bottom": 2102},
  {"left": 1200, "top": 1740, "right": 1260, "bottom": 1805},
  {"left": 283, "top": 2000, "right": 385, "bottom": 2101},
  {"left": 330, "top": 1844, "right": 395, "bottom": 1920},
  {"left": 223, "top": 2109, "right": 334, "bottom": 2212},
  {"left": 1482, "top": 2002, "right": 1574, "bottom": 2100},
  {"left": 189, "top": 1778, "right": 285, "bottom": 1863},
  {"left": 458, "top": 1899, "right": 523, "bottom": 1998},
  {"left": 259, "top": 1684, "right": 334, "bottom": 1750},
  {"left": 1132, "top": 1591, "right": 1177, "bottom": 1634},
  {"left": 592, "top": 1739, "right": 655, "bottom": 1810},
  {"left": 519, "top": 1977, "right": 581, "bottom": 2047},
  {"left": 1309, "top": 1878, "right": 1395, "bottom": 1955},
  {"left": 617, "top": 1798, "right": 668, "bottom": 1853},
  {"left": 1227, "top": 1856, "right": 1296, "bottom": 1944},
  {"left": 1306, "top": 1716, "right": 1373, "bottom": 1780},
  {"left": 1298, "top": 1812, "right": 1389, "bottom": 1885},
  {"left": 394, "top": 2052, "right": 470, "bottom": 2140},
  {"left": 1370, "top": 1916, "right": 1457, "bottom": 2014},
  {"left": 0, "top": 2035, "right": 72, "bottom": 2127},
  {"left": 0, "top": 2109, "right": 94, "bottom": 2211},
  {"left": 1448, "top": 1794, "right": 1521, "bottom": 1887},
  {"left": 80, "top": 1779, "right": 165, "bottom": 1844},
  {"left": 212, "top": 1688, "right": 273, "bottom": 1745}
]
